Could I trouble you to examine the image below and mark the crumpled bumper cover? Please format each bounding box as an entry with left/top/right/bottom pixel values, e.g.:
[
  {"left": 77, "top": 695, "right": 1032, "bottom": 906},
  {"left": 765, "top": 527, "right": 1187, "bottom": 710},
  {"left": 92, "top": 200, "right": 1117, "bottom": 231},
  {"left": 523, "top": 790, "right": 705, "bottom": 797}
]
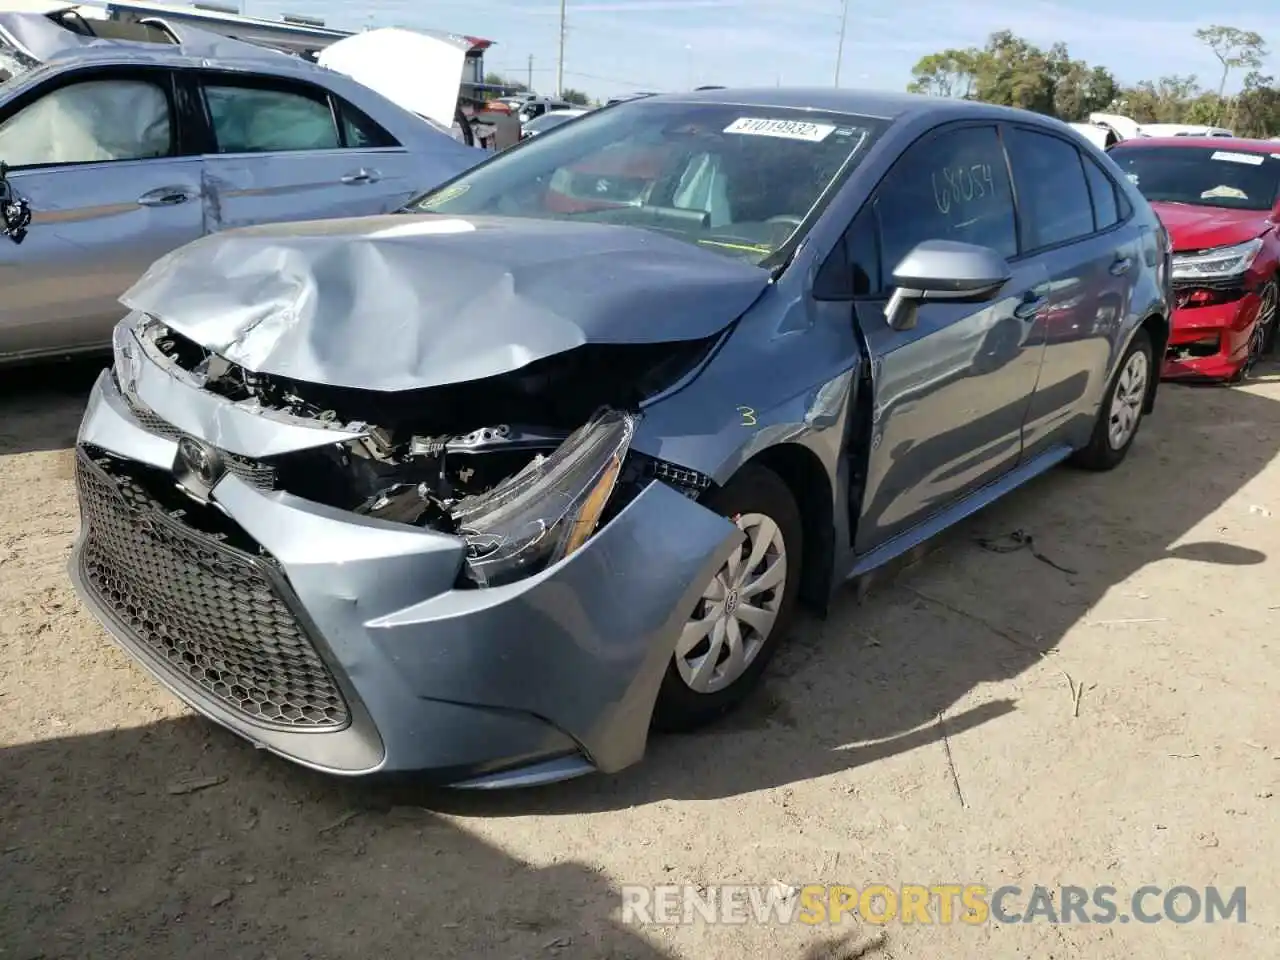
[{"left": 68, "top": 369, "right": 743, "bottom": 784}]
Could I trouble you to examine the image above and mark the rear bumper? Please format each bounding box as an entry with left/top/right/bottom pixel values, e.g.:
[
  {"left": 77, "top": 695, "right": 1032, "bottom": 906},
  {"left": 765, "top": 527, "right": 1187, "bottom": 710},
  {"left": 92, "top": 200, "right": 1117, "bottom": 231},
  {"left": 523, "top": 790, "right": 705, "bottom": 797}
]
[
  {"left": 1162, "top": 291, "right": 1262, "bottom": 381},
  {"left": 68, "top": 368, "right": 741, "bottom": 785}
]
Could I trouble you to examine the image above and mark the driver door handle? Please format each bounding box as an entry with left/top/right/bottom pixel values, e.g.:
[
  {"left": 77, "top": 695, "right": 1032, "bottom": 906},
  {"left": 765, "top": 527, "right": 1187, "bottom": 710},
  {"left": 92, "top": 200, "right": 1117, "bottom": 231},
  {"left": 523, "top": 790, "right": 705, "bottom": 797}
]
[
  {"left": 341, "top": 168, "right": 381, "bottom": 185},
  {"left": 1110, "top": 254, "right": 1133, "bottom": 276},
  {"left": 137, "top": 186, "right": 195, "bottom": 207},
  {"left": 1013, "top": 292, "right": 1046, "bottom": 321}
]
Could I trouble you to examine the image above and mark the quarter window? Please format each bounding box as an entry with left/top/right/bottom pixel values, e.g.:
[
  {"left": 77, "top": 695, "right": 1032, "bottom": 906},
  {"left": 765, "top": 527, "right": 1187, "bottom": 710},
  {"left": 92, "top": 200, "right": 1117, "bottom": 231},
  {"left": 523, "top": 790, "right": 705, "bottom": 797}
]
[
  {"left": 0, "top": 77, "right": 172, "bottom": 167},
  {"left": 1081, "top": 152, "right": 1120, "bottom": 230},
  {"left": 874, "top": 124, "right": 1018, "bottom": 276},
  {"left": 340, "top": 103, "right": 399, "bottom": 148},
  {"left": 1006, "top": 127, "right": 1095, "bottom": 249},
  {"left": 203, "top": 82, "right": 340, "bottom": 153}
]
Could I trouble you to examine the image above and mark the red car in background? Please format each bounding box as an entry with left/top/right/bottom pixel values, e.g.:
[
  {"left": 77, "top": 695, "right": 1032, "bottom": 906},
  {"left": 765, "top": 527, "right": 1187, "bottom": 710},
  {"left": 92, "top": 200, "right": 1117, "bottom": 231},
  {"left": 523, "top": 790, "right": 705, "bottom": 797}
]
[{"left": 1108, "top": 138, "right": 1280, "bottom": 381}]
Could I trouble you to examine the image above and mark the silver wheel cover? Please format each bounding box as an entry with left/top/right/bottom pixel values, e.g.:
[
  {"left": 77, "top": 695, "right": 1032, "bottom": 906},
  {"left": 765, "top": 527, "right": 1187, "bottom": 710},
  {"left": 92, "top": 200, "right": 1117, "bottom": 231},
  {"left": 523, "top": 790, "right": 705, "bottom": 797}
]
[
  {"left": 675, "top": 512, "right": 787, "bottom": 694},
  {"left": 1108, "top": 348, "right": 1148, "bottom": 450}
]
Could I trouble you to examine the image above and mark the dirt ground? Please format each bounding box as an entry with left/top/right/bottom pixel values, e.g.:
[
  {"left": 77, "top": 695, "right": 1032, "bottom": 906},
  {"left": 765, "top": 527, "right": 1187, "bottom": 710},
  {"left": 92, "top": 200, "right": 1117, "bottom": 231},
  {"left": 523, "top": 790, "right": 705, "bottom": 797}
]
[{"left": 2, "top": 358, "right": 1279, "bottom": 960}]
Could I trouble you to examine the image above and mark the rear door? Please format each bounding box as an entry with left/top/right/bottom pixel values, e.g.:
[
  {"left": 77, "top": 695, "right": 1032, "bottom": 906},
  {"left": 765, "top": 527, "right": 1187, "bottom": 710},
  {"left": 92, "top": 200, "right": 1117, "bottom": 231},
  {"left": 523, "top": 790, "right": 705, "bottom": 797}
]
[
  {"left": 191, "top": 70, "right": 421, "bottom": 231},
  {"left": 0, "top": 66, "right": 203, "bottom": 359},
  {"left": 824, "top": 122, "right": 1051, "bottom": 554},
  {"left": 1003, "top": 125, "right": 1138, "bottom": 457}
]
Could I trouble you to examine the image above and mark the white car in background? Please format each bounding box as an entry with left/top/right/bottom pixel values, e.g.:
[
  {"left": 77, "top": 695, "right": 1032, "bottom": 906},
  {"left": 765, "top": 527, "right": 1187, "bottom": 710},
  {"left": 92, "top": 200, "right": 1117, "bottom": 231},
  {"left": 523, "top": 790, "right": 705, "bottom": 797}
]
[
  {"left": 0, "top": 6, "right": 481, "bottom": 364},
  {"left": 519, "top": 107, "right": 588, "bottom": 140}
]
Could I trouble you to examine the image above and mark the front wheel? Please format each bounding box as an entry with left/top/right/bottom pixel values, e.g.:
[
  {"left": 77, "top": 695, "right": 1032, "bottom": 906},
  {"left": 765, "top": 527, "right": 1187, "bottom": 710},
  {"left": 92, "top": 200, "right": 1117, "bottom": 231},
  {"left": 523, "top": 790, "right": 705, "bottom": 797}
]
[
  {"left": 1071, "top": 327, "right": 1152, "bottom": 471},
  {"left": 651, "top": 465, "right": 803, "bottom": 732}
]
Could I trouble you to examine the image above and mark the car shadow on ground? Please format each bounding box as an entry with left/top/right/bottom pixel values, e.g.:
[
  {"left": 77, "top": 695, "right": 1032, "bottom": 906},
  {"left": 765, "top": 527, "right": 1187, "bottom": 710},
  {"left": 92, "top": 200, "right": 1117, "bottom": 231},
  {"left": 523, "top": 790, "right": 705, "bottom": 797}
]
[
  {"left": 0, "top": 719, "right": 676, "bottom": 959},
  {"left": 0, "top": 356, "right": 106, "bottom": 456}
]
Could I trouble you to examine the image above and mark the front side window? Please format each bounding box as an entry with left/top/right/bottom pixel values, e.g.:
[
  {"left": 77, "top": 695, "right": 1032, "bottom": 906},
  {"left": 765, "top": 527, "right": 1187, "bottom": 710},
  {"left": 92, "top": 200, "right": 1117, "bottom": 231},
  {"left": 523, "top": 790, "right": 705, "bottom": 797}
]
[
  {"left": 874, "top": 124, "right": 1018, "bottom": 274},
  {"left": 203, "top": 82, "right": 340, "bottom": 154},
  {"left": 0, "top": 77, "right": 171, "bottom": 167},
  {"left": 1109, "top": 145, "right": 1280, "bottom": 211},
  {"left": 1005, "top": 127, "right": 1095, "bottom": 250},
  {"left": 408, "top": 101, "right": 889, "bottom": 266}
]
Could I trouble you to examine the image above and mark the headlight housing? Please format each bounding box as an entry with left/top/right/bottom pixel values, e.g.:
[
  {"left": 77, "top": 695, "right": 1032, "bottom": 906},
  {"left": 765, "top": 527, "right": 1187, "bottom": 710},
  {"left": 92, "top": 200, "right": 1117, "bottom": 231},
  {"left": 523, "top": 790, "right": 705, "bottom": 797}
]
[
  {"left": 452, "top": 408, "right": 637, "bottom": 587},
  {"left": 1171, "top": 237, "right": 1263, "bottom": 281},
  {"left": 111, "top": 314, "right": 144, "bottom": 396}
]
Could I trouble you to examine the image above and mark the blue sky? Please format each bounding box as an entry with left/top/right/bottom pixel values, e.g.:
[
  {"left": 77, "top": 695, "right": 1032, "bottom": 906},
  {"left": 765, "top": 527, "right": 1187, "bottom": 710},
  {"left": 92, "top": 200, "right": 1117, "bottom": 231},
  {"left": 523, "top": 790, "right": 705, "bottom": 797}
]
[{"left": 247, "top": 0, "right": 1280, "bottom": 100}]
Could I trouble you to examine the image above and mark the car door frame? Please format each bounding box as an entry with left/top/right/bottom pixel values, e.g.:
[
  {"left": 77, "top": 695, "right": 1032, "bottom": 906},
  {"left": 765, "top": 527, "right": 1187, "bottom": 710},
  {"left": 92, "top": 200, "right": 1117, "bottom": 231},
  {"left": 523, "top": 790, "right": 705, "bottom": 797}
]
[
  {"left": 179, "top": 65, "right": 419, "bottom": 231},
  {"left": 810, "top": 117, "right": 1054, "bottom": 561},
  {"left": 998, "top": 118, "right": 1144, "bottom": 457}
]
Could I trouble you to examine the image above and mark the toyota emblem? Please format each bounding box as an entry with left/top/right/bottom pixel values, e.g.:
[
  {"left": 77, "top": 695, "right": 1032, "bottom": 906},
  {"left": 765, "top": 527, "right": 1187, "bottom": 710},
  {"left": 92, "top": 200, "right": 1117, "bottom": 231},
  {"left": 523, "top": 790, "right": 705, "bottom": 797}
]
[{"left": 174, "top": 436, "right": 225, "bottom": 501}]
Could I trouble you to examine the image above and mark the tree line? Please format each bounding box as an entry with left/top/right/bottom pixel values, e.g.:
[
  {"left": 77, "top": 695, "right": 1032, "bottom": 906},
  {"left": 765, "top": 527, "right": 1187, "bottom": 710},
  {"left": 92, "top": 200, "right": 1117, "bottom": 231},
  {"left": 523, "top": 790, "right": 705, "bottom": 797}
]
[{"left": 908, "top": 25, "right": 1279, "bottom": 138}]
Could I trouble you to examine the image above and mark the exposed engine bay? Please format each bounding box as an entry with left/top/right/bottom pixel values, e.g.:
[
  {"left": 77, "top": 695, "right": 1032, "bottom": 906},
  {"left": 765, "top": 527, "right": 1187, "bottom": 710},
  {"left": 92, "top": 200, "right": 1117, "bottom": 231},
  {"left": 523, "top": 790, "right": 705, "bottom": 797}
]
[{"left": 133, "top": 318, "right": 716, "bottom": 586}]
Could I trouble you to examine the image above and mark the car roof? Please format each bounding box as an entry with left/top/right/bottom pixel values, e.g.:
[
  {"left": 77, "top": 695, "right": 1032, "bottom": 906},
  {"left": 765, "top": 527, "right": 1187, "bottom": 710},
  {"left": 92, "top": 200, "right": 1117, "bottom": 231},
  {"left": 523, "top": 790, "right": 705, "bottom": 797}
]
[
  {"left": 0, "top": 9, "right": 319, "bottom": 76},
  {"left": 640, "top": 86, "right": 1042, "bottom": 124},
  {"left": 1113, "top": 136, "right": 1278, "bottom": 153}
]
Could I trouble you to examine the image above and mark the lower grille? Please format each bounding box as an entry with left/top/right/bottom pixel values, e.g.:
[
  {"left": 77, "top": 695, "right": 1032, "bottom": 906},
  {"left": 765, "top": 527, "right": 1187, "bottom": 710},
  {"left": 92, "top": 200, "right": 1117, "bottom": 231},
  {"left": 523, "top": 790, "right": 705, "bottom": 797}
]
[{"left": 75, "top": 449, "right": 349, "bottom": 729}]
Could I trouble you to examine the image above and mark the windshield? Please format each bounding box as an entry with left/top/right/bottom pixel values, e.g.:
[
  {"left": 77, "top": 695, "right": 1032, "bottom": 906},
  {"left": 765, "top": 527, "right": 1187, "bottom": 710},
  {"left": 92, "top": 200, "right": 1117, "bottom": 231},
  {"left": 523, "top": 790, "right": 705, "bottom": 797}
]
[
  {"left": 1110, "top": 145, "right": 1280, "bottom": 211},
  {"left": 408, "top": 100, "right": 888, "bottom": 265}
]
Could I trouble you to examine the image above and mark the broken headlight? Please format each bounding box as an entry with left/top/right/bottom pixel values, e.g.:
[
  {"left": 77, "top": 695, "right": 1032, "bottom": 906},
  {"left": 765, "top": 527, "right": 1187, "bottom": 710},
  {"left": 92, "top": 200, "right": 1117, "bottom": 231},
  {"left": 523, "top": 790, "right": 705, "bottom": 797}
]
[
  {"left": 452, "top": 408, "right": 637, "bottom": 587},
  {"left": 1171, "top": 237, "right": 1263, "bottom": 281}
]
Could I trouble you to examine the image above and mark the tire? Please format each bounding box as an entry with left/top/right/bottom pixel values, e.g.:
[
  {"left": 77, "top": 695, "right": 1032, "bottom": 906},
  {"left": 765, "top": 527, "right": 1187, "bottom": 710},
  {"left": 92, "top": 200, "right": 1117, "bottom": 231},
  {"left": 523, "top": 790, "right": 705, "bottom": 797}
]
[
  {"left": 1258, "top": 277, "right": 1278, "bottom": 355},
  {"left": 1071, "top": 327, "right": 1153, "bottom": 471},
  {"left": 651, "top": 464, "right": 804, "bottom": 733}
]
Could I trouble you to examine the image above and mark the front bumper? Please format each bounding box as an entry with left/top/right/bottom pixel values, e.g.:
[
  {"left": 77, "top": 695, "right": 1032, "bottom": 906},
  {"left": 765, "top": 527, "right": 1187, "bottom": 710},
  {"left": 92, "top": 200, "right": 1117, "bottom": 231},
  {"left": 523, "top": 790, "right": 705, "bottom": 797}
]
[
  {"left": 1162, "top": 290, "right": 1263, "bottom": 381},
  {"left": 68, "top": 368, "right": 741, "bottom": 785}
]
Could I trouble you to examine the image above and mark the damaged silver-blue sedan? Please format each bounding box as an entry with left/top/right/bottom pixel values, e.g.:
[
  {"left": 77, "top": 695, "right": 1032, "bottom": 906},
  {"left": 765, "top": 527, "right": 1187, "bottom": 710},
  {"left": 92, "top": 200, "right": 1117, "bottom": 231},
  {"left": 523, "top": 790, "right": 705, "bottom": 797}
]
[{"left": 69, "top": 88, "right": 1172, "bottom": 786}]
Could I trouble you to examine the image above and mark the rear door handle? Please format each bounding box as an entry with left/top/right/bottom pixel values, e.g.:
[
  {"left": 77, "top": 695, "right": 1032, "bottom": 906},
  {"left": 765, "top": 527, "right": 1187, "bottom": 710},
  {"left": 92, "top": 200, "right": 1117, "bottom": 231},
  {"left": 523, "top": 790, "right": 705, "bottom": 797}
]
[
  {"left": 1110, "top": 255, "right": 1133, "bottom": 276},
  {"left": 1013, "top": 293, "right": 1046, "bottom": 321},
  {"left": 137, "top": 186, "right": 195, "bottom": 207},
  {"left": 341, "top": 168, "right": 381, "bottom": 185}
]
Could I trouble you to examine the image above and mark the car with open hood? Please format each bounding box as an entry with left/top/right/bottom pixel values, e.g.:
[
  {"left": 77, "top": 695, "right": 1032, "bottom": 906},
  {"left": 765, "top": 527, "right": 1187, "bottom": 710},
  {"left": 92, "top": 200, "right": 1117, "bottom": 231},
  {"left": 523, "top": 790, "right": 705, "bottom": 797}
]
[
  {"left": 69, "top": 88, "right": 1170, "bottom": 786},
  {"left": 1107, "top": 137, "right": 1280, "bottom": 380},
  {"left": 0, "top": 6, "right": 482, "bottom": 365}
]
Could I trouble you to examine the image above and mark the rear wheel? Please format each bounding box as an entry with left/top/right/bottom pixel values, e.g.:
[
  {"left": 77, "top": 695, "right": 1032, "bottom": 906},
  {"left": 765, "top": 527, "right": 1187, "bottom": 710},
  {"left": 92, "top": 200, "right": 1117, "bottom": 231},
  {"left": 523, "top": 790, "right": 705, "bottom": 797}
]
[
  {"left": 1072, "top": 327, "right": 1152, "bottom": 471},
  {"left": 651, "top": 465, "right": 803, "bottom": 732}
]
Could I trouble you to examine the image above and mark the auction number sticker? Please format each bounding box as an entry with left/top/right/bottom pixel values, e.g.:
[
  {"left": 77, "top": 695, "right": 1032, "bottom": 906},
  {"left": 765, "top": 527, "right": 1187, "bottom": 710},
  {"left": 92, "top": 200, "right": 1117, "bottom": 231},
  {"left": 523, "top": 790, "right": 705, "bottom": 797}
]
[
  {"left": 723, "top": 117, "right": 836, "bottom": 141},
  {"left": 1210, "top": 150, "right": 1264, "bottom": 166}
]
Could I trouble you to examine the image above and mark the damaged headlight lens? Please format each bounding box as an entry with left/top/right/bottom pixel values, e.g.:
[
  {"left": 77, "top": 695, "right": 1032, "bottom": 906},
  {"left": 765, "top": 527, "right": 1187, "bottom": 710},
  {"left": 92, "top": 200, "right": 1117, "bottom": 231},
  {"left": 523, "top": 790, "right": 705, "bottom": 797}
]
[
  {"left": 452, "top": 408, "right": 637, "bottom": 587},
  {"left": 1171, "top": 237, "right": 1263, "bottom": 281},
  {"left": 111, "top": 316, "right": 144, "bottom": 397}
]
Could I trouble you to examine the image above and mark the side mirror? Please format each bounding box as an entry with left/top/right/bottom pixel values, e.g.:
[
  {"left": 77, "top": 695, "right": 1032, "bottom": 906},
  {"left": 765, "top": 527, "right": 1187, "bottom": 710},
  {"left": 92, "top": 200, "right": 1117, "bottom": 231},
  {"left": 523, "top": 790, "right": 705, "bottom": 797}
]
[{"left": 883, "top": 239, "right": 1011, "bottom": 331}]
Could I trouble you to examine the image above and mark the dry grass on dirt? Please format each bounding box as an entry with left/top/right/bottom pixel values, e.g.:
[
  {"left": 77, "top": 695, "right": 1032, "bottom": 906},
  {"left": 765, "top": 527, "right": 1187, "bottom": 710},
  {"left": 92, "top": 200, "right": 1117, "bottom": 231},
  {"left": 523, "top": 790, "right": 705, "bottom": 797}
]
[{"left": 2, "top": 358, "right": 1279, "bottom": 959}]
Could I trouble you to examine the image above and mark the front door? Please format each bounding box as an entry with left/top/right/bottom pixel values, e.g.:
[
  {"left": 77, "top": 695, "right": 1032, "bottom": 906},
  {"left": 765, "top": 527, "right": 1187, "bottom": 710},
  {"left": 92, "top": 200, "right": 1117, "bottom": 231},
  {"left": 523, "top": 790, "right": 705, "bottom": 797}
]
[
  {"left": 193, "top": 72, "right": 424, "bottom": 232},
  {"left": 0, "top": 68, "right": 203, "bottom": 359},
  {"left": 835, "top": 123, "right": 1051, "bottom": 554}
]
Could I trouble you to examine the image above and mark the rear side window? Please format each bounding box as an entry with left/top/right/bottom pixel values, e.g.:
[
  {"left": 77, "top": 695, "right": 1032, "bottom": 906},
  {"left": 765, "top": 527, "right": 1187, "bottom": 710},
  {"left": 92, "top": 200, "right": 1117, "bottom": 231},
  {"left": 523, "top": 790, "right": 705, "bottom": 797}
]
[
  {"left": 340, "top": 102, "right": 399, "bottom": 148},
  {"left": 874, "top": 124, "right": 1018, "bottom": 271},
  {"left": 203, "top": 82, "right": 340, "bottom": 153},
  {"left": 1006, "top": 127, "right": 1095, "bottom": 250},
  {"left": 1081, "top": 153, "right": 1120, "bottom": 230}
]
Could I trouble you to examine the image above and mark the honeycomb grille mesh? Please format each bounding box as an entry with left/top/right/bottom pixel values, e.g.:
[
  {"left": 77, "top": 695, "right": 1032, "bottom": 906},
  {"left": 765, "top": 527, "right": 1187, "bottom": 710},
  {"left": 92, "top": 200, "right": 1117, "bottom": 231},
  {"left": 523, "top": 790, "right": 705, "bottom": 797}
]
[{"left": 75, "top": 449, "right": 349, "bottom": 729}]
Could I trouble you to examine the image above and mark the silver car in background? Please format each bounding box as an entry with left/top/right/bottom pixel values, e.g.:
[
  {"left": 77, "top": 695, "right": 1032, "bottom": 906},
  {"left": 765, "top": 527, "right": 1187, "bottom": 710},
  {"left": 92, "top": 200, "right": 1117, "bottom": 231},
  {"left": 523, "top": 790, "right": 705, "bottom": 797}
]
[{"left": 0, "top": 8, "right": 482, "bottom": 364}]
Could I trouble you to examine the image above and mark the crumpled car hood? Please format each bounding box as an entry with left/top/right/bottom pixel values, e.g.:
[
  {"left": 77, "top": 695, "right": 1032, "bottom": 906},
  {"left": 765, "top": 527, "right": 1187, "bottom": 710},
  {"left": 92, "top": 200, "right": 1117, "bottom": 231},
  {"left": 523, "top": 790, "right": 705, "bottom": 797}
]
[{"left": 121, "top": 214, "right": 771, "bottom": 392}]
